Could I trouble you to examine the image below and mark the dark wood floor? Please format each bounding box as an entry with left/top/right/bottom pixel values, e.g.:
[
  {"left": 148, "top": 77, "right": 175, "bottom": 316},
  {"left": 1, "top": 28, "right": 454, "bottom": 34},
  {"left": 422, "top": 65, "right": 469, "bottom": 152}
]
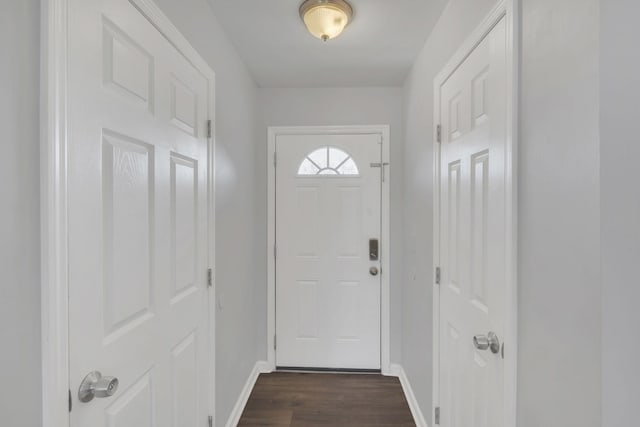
[{"left": 237, "top": 372, "right": 416, "bottom": 427}]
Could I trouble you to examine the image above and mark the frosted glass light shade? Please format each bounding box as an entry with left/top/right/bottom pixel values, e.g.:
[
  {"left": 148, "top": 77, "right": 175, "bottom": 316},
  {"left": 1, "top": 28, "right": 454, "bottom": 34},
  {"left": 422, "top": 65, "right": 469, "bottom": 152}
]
[{"left": 300, "top": 0, "right": 353, "bottom": 41}]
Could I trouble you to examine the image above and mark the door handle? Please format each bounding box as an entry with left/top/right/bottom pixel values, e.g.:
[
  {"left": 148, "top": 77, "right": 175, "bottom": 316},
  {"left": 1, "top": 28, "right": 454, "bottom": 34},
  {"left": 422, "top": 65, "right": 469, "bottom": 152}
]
[
  {"left": 369, "top": 266, "right": 379, "bottom": 276},
  {"left": 473, "top": 332, "right": 500, "bottom": 354},
  {"left": 78, "top": 371, "right": 119, "bottom": 402}
]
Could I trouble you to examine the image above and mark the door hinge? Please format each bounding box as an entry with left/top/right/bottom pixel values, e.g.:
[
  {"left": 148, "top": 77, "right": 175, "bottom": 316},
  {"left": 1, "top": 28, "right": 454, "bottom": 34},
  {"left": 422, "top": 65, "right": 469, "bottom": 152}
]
[
  {"left": 273, "top": 151, "right": 277, "bottom": 167},
  {"left": 435, "top": 267, "right": 441, "bottom": 285},
  {"left": 208, "top": 415, "right": 213, "bottom": 427},
  {"left": 274, "top": 334, "right": 277, "bottom": 350},
  {"left": 68, "top": 389, "right": 72, "bottom": 412},
  {"left": 207, "top": 268, "right": 213, "bottom": 288},
  {"left": 437, "top": 124, "right": 442, "bottom": 143},
  {"left": 206, "top": 120, "right": 212, "bottom": 139},
  {"left": 435, "top": 406, "right": 440, "bottom": 425}
]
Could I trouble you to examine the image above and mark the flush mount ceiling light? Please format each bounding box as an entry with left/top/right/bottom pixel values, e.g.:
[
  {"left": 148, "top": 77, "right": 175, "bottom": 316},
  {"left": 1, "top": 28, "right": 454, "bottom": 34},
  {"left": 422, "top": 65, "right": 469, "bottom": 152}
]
[{"left": 299, "top": 0, "right": 354, "bottom": 42}]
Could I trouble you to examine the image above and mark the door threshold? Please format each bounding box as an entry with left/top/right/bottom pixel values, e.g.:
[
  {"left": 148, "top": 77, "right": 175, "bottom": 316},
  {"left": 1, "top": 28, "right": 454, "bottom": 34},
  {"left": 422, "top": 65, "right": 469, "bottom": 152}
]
[{"left": 276, "top": 367, "right": 382, "bottom": 374}]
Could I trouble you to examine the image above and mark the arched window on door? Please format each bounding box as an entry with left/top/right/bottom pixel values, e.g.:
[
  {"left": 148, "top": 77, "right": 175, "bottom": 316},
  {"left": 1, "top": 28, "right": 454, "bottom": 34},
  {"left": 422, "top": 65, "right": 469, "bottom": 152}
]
[{"left": 297, "top": 146, "right": 360, "bottom": 176}]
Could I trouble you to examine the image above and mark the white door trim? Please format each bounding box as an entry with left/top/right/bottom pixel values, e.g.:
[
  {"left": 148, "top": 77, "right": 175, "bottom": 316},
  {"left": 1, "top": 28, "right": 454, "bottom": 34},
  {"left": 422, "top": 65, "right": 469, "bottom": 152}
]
[
  {"left": 432, "top": 1, "right": 519, "bottom": 426},
  {"left": 40, "top": 1, "right": 216, "bottom": 425},
  {"left": 267, "top": 125, "right": 392, "bottom": 375}
]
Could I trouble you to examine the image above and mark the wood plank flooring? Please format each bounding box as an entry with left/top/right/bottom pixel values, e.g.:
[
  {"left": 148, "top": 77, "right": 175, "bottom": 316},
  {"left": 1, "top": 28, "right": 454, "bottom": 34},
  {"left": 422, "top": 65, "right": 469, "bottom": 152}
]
[{"left": 237, "top": 372, "right": 416, "bottom": 427}]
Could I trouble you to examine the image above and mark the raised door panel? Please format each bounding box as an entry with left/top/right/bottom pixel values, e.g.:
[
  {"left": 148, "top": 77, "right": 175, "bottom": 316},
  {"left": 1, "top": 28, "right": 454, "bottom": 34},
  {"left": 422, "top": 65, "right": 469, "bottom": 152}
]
[
  {"left": 171, "top": 332, "right": 199, "bottom": 427},
  {"left": 471, "top": 67, "right": 490, "bottom": 128},
  {"left": 449, "top": 93, "right": 464, "bottom": 142},
  {"left": 447, "top": 161, "right": 462, "bottom": 291},
  {"left": 105, "top": 370, "right": 155, "bottom": 427},
  {"left": 334, "top": 281, "right": 361, "bottom": 341},
  {"left": 102, "top": 18, "right": 154, "bottom": 112},
  {"left": 295, "top": 187, "right": 320, "bottom": 258},
  {"left": 335, "top": 187, "right": 362, "bottom": 258},
  {"left": 470, "top": 352, "right": 489, "bottom": 427},
  {"left": 102, "top": 131, "right": 155, "bottom": 340},
  {"left": 470, "top": 151, "right": 489, "bottom": 314},
  {"left": 170, "top": 75, "right": 198, "bottom": 136},
  {"left": 296, "top": 281, "right": 319, "bottom": 340},
  {"left": 170, "top": 154, "right": 198, "bottom": 303},
  {"left": 443, "top": 323, "right": 463, "bottom": 427}
]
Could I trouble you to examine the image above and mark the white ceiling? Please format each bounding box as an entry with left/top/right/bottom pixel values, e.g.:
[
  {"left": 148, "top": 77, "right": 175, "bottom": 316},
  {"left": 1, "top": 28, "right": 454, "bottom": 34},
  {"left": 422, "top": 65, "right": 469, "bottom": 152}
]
[{"left": 207, "top": 0, "right": 448, "bottom": 88}]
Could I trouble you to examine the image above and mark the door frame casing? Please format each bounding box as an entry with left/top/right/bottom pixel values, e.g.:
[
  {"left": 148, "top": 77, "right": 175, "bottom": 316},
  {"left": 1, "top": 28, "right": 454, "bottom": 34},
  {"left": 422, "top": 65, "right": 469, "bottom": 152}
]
[
  {"left": 40, "top": 1, "right": 217, "bottom": 425},
  {"left": 432, "top": 1, "right": 519, "bottom": 426},
  {"left": 266, "top": 125, "right": 392, "bottom": 374}
]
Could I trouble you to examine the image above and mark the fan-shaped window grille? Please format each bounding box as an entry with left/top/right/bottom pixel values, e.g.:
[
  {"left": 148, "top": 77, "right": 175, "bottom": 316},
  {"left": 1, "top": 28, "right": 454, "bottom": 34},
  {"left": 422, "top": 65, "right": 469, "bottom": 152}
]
[{"left": 297, "top": 146, "right": 360, "bottom": 176}]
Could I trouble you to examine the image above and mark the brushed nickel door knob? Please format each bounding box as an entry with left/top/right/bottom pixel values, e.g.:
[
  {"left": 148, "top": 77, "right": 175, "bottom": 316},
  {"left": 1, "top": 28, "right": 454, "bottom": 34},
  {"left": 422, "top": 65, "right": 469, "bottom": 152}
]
[
  {"left": 78, "top": 371, "right": 119, "bottom": 402},
  {"left": 473, "top": 332, "right": 500, "bottom": 354}
]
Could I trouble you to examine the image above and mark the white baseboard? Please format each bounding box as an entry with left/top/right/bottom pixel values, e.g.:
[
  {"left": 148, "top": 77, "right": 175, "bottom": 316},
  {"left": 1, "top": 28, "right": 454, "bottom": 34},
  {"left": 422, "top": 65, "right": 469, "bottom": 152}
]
[
  {"left": 225, "top": 361, "right": 271, "bottom": 427},
  {"left": 389, "top": 363, "right": 429, "bottom": 427}
]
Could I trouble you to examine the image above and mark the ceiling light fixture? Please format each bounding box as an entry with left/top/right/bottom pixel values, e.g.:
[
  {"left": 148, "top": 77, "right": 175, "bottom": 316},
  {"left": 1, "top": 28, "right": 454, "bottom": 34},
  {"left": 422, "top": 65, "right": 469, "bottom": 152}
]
[{"left": 299, "top": 0, "right": 353, "bottom": 42}]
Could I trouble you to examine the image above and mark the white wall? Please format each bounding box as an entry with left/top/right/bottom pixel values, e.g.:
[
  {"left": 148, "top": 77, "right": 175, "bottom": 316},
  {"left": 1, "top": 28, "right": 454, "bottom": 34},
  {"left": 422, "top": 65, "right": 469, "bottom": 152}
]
[
  {"left": 401, "top": 0, "right": 498, "bottom": 417},
  {"left": 600, "top": 1, "right": 640, "bottom": 425},
  {"left": 518, "top": 0, "right": 601, "bottom": 425},
  {"left": 257, "top": 87, "right": 405, "bottom": 363},
  {"left": 0, "top": 1, "right": 42, "bottom": 426},
  {"left": 402, "top": 0, "right": 602, "bottom": 425},
  {"left": 149, "top": 1, "right": 261, "bottom": 425}
]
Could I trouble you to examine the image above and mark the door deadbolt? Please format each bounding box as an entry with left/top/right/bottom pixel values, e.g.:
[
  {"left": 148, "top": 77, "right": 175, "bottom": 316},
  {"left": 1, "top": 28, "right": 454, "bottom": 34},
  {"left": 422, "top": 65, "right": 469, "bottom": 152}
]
[{"left": 369, "top": 239, "right": 379, "bottom": 261}]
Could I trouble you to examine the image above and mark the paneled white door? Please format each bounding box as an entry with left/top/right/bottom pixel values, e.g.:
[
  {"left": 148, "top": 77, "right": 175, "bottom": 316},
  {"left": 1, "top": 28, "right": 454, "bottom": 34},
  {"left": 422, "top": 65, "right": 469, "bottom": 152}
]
[
  {"left": 438, "top": 17, "right": 507, "bottom": 427},
  {"left": 67, "top": 0, "right": 211, "bottom": 425},
  {"left": 275, "top": 134, "right": 382, "bottom": 369}
]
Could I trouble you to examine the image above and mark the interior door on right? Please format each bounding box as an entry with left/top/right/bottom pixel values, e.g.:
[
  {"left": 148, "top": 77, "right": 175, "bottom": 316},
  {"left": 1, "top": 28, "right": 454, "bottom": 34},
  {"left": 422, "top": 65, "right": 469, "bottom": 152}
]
[{"left": 438, "top": 16, "right": 507, "bottom": 427}]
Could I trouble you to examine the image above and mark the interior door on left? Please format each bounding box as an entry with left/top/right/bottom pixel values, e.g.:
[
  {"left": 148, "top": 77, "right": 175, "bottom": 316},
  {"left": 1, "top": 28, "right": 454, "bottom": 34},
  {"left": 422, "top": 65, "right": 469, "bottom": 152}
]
[{"left": 67, "top": 0, "right": 210, "bottom": 425}]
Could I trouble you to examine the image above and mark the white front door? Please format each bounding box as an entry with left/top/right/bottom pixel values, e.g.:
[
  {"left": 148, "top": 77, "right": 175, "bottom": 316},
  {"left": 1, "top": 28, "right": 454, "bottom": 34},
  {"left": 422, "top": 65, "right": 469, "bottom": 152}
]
[
  {"left": 275, "top": 134, "right": 382, "bottom": 370},
  {"left": 438, "top": 17, "right": 507, "bottom": 427},
  {"left": 67, "top": 0, "right": 211, "bottom": 425}
]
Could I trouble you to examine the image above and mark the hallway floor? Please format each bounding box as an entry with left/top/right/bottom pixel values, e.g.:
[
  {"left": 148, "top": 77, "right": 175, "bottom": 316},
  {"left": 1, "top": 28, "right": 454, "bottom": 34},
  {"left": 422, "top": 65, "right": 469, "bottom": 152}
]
[{"left": 237, "top": 372, "right": 416, "bottom": 426}]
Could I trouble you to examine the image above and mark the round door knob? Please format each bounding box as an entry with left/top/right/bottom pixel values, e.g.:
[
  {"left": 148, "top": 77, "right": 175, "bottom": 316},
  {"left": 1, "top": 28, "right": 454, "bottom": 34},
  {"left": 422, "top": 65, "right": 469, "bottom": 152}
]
[
  {"left": 78, "top": 371, "right": 119, "bottom": 402},
  {"left": 473, "top": 332, "right": 500, "bottom": 354},
  {"left": 369, "top": 266, "right": 379, "bottom": 276}
]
